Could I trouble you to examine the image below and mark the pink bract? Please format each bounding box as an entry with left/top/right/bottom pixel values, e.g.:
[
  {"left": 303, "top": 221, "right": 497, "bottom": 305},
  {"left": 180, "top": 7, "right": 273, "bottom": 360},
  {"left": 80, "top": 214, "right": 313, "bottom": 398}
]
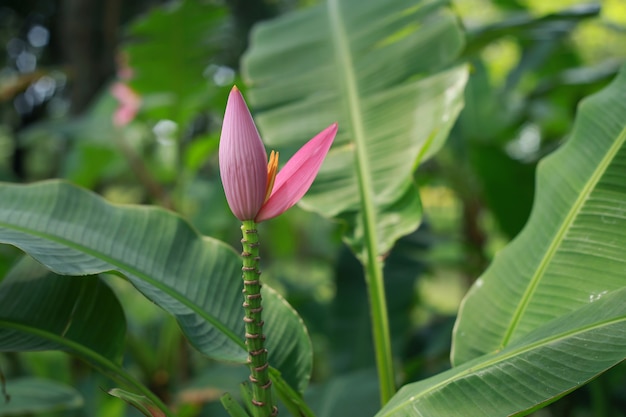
[
  {"left": 255, "top": 123, "right": 337, "bottom": 222},
  {"left": 219, "top": 87, "right": 268, "bottom": 221},
  {"left": 218, "top": 86, "right": 337, "bottom": 222}
]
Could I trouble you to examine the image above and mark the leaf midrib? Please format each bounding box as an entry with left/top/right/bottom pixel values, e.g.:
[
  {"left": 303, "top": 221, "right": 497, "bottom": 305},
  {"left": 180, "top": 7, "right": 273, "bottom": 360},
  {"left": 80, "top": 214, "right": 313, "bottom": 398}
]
[
  {"left": 327, "top": 0, "right": 379, "bottom": 255},
  {"left": 327, "top": 0, "right": 397, "bottom": 403},
  {"left": 0, "top": 220, "right": 247, "bottom": 357},
  {"left": 501, "top": 123, "right": 626, "bottom": 347}
]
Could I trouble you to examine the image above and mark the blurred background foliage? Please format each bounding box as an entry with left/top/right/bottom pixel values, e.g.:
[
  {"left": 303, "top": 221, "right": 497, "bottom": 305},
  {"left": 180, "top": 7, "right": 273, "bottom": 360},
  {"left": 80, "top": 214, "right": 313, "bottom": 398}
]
[{"left": 0, "top": 0, "right": 625, "bottom": 416}]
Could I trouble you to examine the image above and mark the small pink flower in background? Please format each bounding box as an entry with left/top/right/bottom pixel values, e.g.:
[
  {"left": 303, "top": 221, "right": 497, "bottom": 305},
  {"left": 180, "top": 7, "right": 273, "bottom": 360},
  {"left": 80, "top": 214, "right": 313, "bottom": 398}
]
[
  {"left": 111, "top": 82, "right": 140, "bottom": 127},
  {"left": 111, "top": 52, "right": 140, "bottom": 126},
  {"left": 219, "top": 86, "right": 337, "bottom": 222}
]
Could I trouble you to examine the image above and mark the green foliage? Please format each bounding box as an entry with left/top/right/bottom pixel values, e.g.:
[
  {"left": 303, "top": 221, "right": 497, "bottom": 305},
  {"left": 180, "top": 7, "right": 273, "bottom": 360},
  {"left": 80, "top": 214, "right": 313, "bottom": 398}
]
[
  {"left": 1, "top": 0, "right": 626, "bottom": 416},
  {"left": 243, "top": 0, "right": 468, "bottom": 257},
  {"left": 306, "top": 369, "right": 380, "bottom": 417},
  {"left": 0, "top": 257, "right": 125, "bottom": 362},
  {"left": 453, "top": 61, "right": 626, "bottom": 365},
  {"left": 0, "top": 181, "right": 311, "bottom": 394},
  {"left": 124, "top": 0, "right": 228, "bottom": 127},
  {"left": 108, "top": 388, "right": 164, "bottom": 417},
  {"left": 0, "top": 377, "right": 83, "bottom": 416},
  {"left": 377, "top": 287, "right": 626, "bottom": 416},
  {"left": 372, "top": 62, "right": 626, "bottom": 415}
]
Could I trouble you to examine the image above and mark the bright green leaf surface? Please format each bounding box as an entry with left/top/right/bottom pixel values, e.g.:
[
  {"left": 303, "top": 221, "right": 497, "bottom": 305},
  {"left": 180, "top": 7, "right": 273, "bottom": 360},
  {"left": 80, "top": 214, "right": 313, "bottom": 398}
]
[
  {"left": 0, "top": 377, "right": 83, "bottom": 416},
  {"left": 243, "top": 0, "right": 468, "bottom": 256},
  {"left": 0, "top": 181, "right": 311, "bottom": 393},
  {"left": 0, "top": 256, "right": 125, "bottom": 362},
  {"left": 452, "top": 63, "right": 626, "bottom": 364},
  {"left": 377, "top": 287, "right": 626, "bottom": 416}
]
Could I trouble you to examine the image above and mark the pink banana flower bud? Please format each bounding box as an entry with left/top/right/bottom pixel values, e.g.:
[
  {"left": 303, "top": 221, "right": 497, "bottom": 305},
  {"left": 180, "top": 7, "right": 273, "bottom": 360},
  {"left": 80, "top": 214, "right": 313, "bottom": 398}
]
[{"left": 219, "top": 86, "right": 337, "bottom": 222}]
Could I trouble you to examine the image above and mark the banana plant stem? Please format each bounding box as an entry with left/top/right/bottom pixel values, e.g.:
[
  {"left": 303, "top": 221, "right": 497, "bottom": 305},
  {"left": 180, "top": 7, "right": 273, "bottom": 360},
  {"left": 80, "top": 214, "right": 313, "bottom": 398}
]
[
  {"left": 240, "top": 220, "right": 276, "bottom": 417},
  {"left": 326, "top": 0, "right": 396, "bottom": 403},
  {"left": 363, "top": 239, "right": 395, "bottom": 404}
]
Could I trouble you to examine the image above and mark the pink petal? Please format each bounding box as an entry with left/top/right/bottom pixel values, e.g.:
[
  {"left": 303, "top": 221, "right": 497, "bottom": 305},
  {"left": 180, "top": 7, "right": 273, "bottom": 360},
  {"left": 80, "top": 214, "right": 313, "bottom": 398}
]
[
  {"left": 255, "top": 123, "right": 337, "bottom": 222},
  {"left": 219, "top": 86, "right": 268, "bottom": 221},
  {"left": 111, "top": 82, "right": 140, "bottom": 126}
]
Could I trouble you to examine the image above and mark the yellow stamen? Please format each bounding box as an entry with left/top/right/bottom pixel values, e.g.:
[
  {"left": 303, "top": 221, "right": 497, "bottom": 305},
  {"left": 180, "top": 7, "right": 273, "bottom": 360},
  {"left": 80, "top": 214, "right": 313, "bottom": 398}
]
[{"left": 264, "top": 150, "right": 279, "bottom": 203}]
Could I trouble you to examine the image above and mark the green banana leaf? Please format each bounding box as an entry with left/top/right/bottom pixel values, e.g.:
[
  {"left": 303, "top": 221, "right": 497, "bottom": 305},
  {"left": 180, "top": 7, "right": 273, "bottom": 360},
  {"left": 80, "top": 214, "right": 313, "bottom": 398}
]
[
  {"left": 452, "top": 62, "right": 626, "bottom": 365},
  {"left": 0, "top": 258, "right": 127, "bottom": 413},
  {"left": 0, "top": 181, "right": 311, "bottom": 394},
  {"left": 0, "top": 256, "right": 125, "bottom": 362},
  {"left": 0, "top": 257, "right": 171, "bottom": 413},
  {"left": 242, "top": 0, "right": 468, "bottom": 257},
  {"left": 108, "top": 388, "right": 164, "bottom": 417},
  {"left": 0, "top": 377, "right": 83, "bottom": 416},
  {"left": 376, "top": 287, "right": 626, "bottom": 416}
]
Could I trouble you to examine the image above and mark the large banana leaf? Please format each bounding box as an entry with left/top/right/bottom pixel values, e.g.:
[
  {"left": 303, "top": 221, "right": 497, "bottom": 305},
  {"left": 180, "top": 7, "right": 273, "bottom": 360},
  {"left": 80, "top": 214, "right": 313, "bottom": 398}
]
[
  {"left": 452, "top": 62, "right": 626, "bottom": 365},
  {"left": 0, "top": 256, "right": 125, "bottom": 362},
  {"left": 242, "top": 0, "right": 468, "bottom": 256},
  {"left": 0, "top": 257, "right": 140, "bottom": 412},
  {"left": 0, "top": 181, "right": 311, "bottom": 394},
  {"left": 376, "top": 287, "right": 626, "bottom": 416}
]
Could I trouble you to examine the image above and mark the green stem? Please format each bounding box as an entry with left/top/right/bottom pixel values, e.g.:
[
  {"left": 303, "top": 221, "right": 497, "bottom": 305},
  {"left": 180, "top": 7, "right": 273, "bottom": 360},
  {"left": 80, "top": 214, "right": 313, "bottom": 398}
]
[
  {"left": 240, "top": 220, "right": 276, "bottom": 417},
  {"left": 269, "top": 368, "right": 316, "bottom": 417},
  {"left": 364, "top": 252, "right": 395, "bottom": 404},
  {"left": 326, "top": 0, "right": 395, "bottom": 404}
]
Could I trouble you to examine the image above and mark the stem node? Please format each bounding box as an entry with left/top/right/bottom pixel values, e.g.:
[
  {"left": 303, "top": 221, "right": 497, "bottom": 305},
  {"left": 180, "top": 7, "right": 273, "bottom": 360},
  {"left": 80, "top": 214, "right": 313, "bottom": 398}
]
[{"left": 240, "top": 220, "right": 275, "bottom": 417}]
